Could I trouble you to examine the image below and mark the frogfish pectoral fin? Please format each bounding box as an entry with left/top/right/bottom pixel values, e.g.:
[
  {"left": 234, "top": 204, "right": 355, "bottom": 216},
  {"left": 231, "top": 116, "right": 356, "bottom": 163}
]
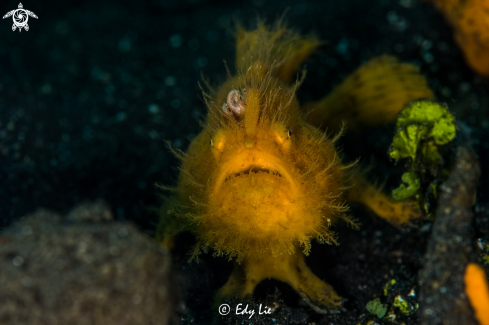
[
  {"left": 304, "top": 55, "right": 434, "bottom": 133},
  {"left": 347, "top": 172, "right": 423, "bottom": 226},
  {"left": 216, "top": 245, "right": 343, "bottom": 312}
]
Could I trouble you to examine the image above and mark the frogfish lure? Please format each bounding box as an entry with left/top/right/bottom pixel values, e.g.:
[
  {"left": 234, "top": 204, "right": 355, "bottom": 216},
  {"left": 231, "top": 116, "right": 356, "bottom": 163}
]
[{"left": 157, "top": 21, "right": 432, "bottom": 312}]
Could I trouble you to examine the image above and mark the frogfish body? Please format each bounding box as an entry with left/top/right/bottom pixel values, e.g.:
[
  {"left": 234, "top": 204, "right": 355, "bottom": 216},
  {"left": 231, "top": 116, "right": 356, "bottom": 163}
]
[{"left": 158, "top": 21, "right": 432, "bottom": 311}]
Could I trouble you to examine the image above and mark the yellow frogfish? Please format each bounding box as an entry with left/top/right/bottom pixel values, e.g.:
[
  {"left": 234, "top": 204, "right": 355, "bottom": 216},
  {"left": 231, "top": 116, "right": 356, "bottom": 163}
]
[{"left": 157, "top": 21, "right": 433, "bottom": 312}]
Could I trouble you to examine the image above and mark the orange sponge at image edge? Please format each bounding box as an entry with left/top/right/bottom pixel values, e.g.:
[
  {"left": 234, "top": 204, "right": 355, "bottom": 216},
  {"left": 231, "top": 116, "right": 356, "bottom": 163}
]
[
  {"left": 465, "top": 263, "right": 489, "bottom": 325},
  {"left": 427, "top": 0, "right": 489, "bottom": 76}
]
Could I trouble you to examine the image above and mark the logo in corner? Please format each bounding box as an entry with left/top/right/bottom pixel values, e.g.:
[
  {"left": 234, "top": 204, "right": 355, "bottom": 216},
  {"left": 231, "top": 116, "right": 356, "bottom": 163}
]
[{"left": 3, "top": 3, "right": 38, "bottom": 32}]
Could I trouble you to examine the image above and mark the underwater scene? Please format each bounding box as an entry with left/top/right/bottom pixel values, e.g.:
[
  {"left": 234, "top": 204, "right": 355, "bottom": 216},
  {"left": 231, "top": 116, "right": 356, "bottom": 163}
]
[{"left": 0, "top": 0, "right": 488, "bottom": 324}]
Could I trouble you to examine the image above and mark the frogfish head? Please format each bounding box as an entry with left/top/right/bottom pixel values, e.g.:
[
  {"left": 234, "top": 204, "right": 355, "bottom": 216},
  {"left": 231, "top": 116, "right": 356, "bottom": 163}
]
[{"left": 174, "top": 24, "right": 354, "bottom": 261}]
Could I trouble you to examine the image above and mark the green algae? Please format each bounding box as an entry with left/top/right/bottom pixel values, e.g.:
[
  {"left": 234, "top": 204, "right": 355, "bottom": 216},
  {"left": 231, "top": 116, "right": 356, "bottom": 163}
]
[
  {"left": 392, "top": 172, "right": 420, "bottom": 201},
  {"left": 383, "top": 279, "right": 397, "bottom": 296},
  {"left": 389, "top": 100, "right": 456, "bottom": 212},
  {"left": 393, "top": 295, "right": 418, "bottom": 315},
  {"left": 366, "top": 298, "right": 388, "bottom": 319},
  {"left": 390, "top": 100, "right": 456, "bottom": 163}
]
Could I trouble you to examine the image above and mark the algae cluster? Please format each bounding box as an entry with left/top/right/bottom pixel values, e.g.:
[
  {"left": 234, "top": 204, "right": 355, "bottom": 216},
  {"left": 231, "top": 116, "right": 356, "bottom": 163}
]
[{"left": 389, "top": 100, "right": 456, "bottom": 215}]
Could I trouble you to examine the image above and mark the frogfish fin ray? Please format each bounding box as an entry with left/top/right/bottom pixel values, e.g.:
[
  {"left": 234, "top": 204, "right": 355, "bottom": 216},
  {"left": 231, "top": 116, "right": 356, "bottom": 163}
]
[{"left": 235, "top": 20, "right": 321, "bottom": 84}]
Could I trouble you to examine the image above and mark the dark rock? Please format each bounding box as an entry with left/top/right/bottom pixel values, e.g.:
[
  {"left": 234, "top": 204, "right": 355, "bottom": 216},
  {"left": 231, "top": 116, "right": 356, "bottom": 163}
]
[
  {"left": 419, "top": 146, "right": 481, "bottom": 325},
  {"left": 0, "top": 201, "right": 178, "bottom": 325}
]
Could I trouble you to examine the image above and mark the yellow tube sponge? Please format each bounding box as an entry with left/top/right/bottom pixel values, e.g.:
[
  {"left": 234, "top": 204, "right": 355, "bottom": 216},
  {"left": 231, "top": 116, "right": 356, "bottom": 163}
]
[{"left": 428, "top": 0, "right": 489, "bottom": 76}]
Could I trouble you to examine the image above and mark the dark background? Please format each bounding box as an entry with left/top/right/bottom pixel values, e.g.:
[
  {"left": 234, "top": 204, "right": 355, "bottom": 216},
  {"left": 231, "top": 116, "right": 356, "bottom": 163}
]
[
  {"left": 0, "top": 0, "right": 488, "bottom": 323},
  {"left": 0, "top": 0, "right": 486, "bottom": 228}
]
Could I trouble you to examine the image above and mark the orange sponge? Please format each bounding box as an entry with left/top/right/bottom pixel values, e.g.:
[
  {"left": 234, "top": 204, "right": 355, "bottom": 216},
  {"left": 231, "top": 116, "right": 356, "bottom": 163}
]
[
  {"left": 428, "top": 0, "right": 489, "bottom": 76},
  {"left": 464, "top": 263, "right": 489, "bottom": 325}
]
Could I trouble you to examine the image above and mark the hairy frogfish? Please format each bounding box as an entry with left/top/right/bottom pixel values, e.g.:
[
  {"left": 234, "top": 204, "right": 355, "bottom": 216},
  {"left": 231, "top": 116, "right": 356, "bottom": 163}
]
[{"left": 157, "top": 21, "right": 433, "bottom": 312}]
